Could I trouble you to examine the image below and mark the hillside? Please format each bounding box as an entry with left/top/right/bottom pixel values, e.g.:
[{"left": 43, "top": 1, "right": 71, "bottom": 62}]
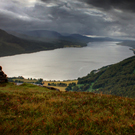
[
  {"left": 8, "top": 30, "right": 116, "bottom": 43},
  {"left": 0, "top": 28, "right": 118, "bottom": 57},
  {"left": 0, "top": 82, "right": 135, "bottom": 134},
  {"left": 118, "top": 41, "right": 135, "bottom": 49},
  {"left": 0, "top": 29, "right": 86, "bottom": 57},
  {"left": 67, "top": 56, "right": 135, "bottom": 98},
  {"left": 0, "top": 29, "right": 53, "bottom": 57},
  {"left": 21, "top": 30, "right": 62, "bottom": 38}
]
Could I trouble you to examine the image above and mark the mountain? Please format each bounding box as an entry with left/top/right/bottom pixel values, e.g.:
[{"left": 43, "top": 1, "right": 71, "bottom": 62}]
[
  {"left": 67, "top": 56, "right": 135, "bottom": 98},
  {"left": 0, "top": 28, "right": 119, "bottom": 57},
  {"left": 118, "top": 40, "right": 135, "bottom": 49},
  {"left": 8, "top": 30, "right": 116, "bottom": 43},
  {"left": 0, "top": 29, "right": 87, "bottom": 57},
  {"left": 7, "top": 30, "right": 65, "bottom": 42},
  {"left": 0, "top": 29, "right": 57, "bottom": 57},
  {"left": 22, "top": 30, "right": 62, "bottom": 38},
  {"left": 64, "top": 34, "right": 93, "bottom": 43},
  {"left": 66, "top": 34, "right": 116, "bottom": 42}
]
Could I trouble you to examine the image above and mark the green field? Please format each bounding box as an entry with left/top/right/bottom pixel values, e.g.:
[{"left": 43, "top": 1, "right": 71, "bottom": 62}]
[{"left": 0, "top": 82, "right": 135, "bottom": 134}]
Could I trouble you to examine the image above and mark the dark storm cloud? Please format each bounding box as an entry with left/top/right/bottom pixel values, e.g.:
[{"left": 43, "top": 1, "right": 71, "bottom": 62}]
[
  {"left": 0, "top": 0, "right": 135, "bottom": 38},
  {"left": 0, "top": 0, "right": 108, "bottom": 35},
  {"left": 75, "top": 0, "right": 135, "bottom": 37},
  {"left": 38, "top": 1, "right": 110, "bottom": 35},
  {"left": 41, "top": 0, "right": 135, "bottom": 11},
  {"left": 82, "top": 0, "right": 135, "bottom": 12}
]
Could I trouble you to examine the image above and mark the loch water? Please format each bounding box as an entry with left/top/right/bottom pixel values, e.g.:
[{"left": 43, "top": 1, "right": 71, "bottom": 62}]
[{"left": 0, "top": 42, "right": 133, "bottom": 80}]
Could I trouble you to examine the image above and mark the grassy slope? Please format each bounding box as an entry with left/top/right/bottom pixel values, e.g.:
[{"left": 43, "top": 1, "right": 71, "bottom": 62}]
[
  {"left": 0, "top": 82, "right": 135, "bottom": 135},
  {"left": 77, "top": 56, "right": 135, "bottom": 98},
  {"left": 8, "top": 79, "right": 78, "bottom": 91}
]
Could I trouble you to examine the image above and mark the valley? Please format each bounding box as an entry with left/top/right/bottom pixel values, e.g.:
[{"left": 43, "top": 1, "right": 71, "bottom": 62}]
[
  {"left": 1, "top": 0, "right": 135, "bottom": 134},
  {"left": 7, "top": 55, "right": 135, "bottom": 98}
]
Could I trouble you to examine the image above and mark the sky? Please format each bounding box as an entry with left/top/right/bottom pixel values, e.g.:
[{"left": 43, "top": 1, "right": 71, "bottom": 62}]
[{"left": 0, "top": 0, "right": 135, "bottom": 38}]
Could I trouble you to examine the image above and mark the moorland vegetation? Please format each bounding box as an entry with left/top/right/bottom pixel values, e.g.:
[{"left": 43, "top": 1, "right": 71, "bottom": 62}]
[{"left": 0, "top": 83, "right": 135, "bottom": 134}]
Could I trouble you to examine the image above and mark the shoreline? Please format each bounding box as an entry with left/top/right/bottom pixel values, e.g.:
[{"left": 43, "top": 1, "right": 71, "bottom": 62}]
[
  {"left": 0, "top": 44, "right": 87, "bottom": 58},
  {"left": 117, "top": 41, "right": 135, "bottom": 49},
  {"left": 8, "top": 77, "right": 78, "bottom": 91},
  {"left": 117, "top": 42, "right": 135, "bottom": 54},
  {"left": 3, "top": 41, "right": 134, "bottom": 82}
]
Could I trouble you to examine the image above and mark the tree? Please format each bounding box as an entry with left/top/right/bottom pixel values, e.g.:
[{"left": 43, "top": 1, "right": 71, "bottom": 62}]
[
  {"left": 65, "top": 86, "right": 72, "bottom": 91},
  {"left": 73, "top": 86, "right": 79, "bottom": 91}
]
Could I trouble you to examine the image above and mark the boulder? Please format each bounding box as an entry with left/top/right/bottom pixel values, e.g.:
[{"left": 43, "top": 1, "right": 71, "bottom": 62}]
[{"left": 0, "top": 66, "right": 8, "bottom": 83}]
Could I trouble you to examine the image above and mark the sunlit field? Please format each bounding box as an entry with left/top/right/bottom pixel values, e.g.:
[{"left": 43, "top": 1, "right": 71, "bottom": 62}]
[{"left": 43, "top": 80, "right": 78, "bottom": 91}]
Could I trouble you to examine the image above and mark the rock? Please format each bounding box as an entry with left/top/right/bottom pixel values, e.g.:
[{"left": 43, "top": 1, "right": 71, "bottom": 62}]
[{"left": 0, "top": 66, "right": 8, "bottom": 83}]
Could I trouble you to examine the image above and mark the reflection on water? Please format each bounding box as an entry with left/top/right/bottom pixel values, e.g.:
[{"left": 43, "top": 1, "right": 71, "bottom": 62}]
[{"left": 0, "top": 42, "right": 133, "bottom": 80}]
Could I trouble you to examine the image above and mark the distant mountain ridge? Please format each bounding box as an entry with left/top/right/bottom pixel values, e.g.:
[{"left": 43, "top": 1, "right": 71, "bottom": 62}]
[
  {"left": 0, "top": 29, "right": 87, "bottom": 57},
  {"left": 7, "top": 29, "right": 116, "bottom": 43},
  {"left": 22, "top": 30, "right": 62, "bottom": 38},
  {"left": 118, "top": 40, "right": 135, "bottom": 49},
  {"left": 0, "top": 29, "right": 54, "bottom": 57},
  {"left": 0, "top": 28, "right": 118, "bottom": 57}
]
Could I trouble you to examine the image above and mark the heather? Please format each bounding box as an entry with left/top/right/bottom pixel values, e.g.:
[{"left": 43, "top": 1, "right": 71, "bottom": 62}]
[{"left": 0, "top": 83, "right": 135, "bottom": 135}]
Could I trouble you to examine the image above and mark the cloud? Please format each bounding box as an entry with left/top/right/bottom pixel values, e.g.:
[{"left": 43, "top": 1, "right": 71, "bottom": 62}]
[
  {"left": 78, "top": 0, "right": 135, "bottom": 37},
  {"left": 0, "top": 0, "right": 135, "bottom": 38},
  {"left": 81, "top": 0, "right": 135, "bottom": 12}
]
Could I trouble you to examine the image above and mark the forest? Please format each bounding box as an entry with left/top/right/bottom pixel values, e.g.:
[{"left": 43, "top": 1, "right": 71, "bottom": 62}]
[{"left": 66, "top": 56, "right": 135, "bottom": 98}]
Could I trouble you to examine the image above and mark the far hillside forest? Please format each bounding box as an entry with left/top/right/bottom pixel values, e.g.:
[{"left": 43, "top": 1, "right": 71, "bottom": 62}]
[{"left": 66, "top": 56, "right": 135, "bottom": 98}]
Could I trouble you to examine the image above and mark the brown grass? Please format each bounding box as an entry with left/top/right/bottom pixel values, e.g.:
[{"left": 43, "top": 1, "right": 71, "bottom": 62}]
[{"left": 0, "top": 82, "right": 135, "bottom": 135}]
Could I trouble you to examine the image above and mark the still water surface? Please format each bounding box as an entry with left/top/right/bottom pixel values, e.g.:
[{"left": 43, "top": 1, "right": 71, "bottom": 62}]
[{"left": 0, "top": 42, "right": 133, "bottom": 80}]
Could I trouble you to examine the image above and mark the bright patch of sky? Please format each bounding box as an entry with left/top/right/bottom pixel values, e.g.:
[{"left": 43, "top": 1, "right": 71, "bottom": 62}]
[
  {"left": 84, "top": 35, "right": 106, "bottom": 38},
  {"left": 13, "top": 0, "right": 38, "bottom": 7}
]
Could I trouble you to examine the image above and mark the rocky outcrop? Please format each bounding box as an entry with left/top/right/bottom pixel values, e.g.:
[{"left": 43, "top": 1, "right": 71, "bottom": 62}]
[{"left": 0, "top": 66, "right": 8, "bottom": 83}]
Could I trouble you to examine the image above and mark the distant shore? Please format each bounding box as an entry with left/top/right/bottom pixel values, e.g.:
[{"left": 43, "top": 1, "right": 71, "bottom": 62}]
[
  {"left": 117, "top": 41, "right": 135, "bottom": 49},
  {"left": 0, "top": 44, "right": 87, "bottom": 58},
  {"left": 8, "top": 76, "right": 78, "bottom": 92}
]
